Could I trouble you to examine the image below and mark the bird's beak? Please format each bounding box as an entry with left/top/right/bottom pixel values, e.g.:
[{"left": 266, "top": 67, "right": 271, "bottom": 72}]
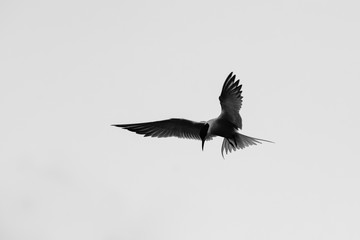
[{"left": 201, "top": 139, "right": 205, "bottom": 151}]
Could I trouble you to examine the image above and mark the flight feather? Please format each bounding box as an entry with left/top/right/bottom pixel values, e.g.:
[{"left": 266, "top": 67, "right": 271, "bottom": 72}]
[
  {"left": 113, "top": 118, "right": 212, "bottom": 140},
  {"left": 219, "top": 72, "right": 243, "bottom": 129}
]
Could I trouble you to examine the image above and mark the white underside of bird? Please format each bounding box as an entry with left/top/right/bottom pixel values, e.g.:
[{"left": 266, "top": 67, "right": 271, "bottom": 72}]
[{"left": 113, "top": 72, "right": 272, "bottom": 157}]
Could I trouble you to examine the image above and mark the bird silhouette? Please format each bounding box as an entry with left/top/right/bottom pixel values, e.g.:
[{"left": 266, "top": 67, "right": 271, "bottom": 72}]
[{"left": 113, "top": 72, "right": 272, "bottom": 157}]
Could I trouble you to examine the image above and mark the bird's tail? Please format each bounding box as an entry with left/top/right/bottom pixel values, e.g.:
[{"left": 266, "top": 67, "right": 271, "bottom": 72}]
[{"left": 221, "top": 133, "right": 273, "bottom": 158}]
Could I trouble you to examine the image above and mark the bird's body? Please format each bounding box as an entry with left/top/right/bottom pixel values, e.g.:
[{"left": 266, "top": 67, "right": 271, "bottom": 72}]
[
  {"left": 113, "top": 72, "right": 272, "bottom": 157},
  {"left": 207, "top": 117, "right": 235, "bottom": 139}
]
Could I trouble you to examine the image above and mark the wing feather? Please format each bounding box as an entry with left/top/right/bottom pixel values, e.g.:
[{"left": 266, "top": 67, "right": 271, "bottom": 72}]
[
  {"left": 113, "top": 118, "right": 212, "bottom": 140},
  {"left": 218, "top": 72, "right": 243, "bottom": 129}
]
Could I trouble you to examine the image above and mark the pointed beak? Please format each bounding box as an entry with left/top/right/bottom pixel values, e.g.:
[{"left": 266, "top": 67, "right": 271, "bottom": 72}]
[{"left": 201, "top": 139, "right": 205, "bottom": 151}]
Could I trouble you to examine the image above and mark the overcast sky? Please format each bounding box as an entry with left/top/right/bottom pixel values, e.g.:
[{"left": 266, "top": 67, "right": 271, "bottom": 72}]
[{"left": 1, "top": 0, "right": 360, "bottom": 239}]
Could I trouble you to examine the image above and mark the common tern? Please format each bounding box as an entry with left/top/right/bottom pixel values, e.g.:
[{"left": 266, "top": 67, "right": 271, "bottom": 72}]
[{"left": 113, "top": 72, "right": 272, "bottom": 157}]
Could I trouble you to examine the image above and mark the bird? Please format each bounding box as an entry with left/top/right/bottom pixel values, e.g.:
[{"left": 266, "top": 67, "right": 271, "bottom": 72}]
[{"left": 113, "top": 72, "right": 272, "bottom": 157}]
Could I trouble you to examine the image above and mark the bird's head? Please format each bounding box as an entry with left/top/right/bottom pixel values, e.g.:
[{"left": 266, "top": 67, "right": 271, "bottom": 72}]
[{"left": 199, "top": 123, "right": 209, "bottom": 151}]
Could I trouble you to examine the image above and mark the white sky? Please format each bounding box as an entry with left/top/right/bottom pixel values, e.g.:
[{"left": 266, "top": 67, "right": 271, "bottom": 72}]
[{"left": 1, "top": 0, "right": 360, "bottom": 239}]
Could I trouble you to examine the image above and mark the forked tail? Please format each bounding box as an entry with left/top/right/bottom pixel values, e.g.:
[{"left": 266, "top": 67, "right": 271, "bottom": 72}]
[{"left": 221, "top": 133, "right": 273, "bottom": 158}]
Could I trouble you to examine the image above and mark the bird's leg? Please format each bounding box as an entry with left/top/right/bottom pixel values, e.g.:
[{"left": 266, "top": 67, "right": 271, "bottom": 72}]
[
  {"left": 233, "top": 136, "right": 238, "bottom": 148},
  {"left": 227, "top": 138, "right": 235, "bottom": 148}
]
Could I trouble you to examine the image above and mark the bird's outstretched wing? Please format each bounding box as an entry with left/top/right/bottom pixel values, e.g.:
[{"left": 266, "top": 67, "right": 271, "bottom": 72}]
[
  {"left": 218, "top": 72, "right": 243, "bottom": 129},
  {"left": 113, "top": 118, "right": 212, "bottom": 140}
]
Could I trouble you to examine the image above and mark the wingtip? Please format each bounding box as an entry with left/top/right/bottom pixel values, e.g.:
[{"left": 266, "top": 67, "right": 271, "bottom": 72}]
[{"left": 226, "top": 72, "right": 234, "bottom": 80}]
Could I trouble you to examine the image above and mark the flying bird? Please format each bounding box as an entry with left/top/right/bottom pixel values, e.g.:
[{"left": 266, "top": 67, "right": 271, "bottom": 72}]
[{"left": 113, "top": 72, "right": 272, "bottom": 157}]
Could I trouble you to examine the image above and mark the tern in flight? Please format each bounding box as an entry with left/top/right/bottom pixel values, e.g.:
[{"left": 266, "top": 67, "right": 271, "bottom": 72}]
[{"left": 113, "top": 72, "right": 272, "bottom": 157}]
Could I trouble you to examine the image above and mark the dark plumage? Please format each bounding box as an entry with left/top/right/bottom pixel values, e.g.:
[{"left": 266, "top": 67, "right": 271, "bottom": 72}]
[{"left": 113, "top": 72, "right": 272, "bottom": 157}]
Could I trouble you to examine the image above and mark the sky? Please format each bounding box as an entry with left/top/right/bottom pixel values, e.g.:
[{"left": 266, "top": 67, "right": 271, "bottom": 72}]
[{"left": 1, "top": 0, "right": 360, "bottom": 239}]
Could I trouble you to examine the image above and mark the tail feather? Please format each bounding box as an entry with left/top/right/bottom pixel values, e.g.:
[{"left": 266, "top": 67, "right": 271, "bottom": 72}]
[{"left": 221, "top": 133, "right": 273, "bottom": 158}]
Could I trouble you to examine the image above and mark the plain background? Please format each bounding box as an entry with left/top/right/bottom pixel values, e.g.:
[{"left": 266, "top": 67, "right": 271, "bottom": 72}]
[{"left": 1, "top": 0, "right": 360, "bottom": 239}]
